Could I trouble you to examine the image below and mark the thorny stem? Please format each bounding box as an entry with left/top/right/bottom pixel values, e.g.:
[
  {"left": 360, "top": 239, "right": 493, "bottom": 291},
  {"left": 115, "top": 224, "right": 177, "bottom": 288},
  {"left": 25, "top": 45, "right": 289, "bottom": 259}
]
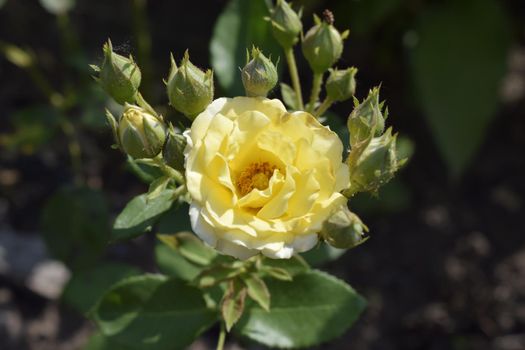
[
  {"left": 307, "top": 72, "right": 323, "bottom": 113},
  {"left": 313, "top": 97, "right": 334, "bottom": 119},
  {"left": 216, "top": 322, "right": 226, "bottom": 350},
  {"left": 284, "top": 47, "right": 304, "bottom": 110}
]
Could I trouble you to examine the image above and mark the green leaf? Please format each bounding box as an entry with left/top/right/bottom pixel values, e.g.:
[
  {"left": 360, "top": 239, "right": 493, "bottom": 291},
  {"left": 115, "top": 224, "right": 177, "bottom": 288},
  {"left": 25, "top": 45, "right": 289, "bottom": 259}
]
[
  {"left": 92, "top": 275, "right": 217, "bottom": 350},
  {"left": 237, "top": 270, "right": 366, "bottom": 348},
  {"left": 196, "top": 264, "right": 244, "bottom": 289},
  {"left": 243, "top": 275, "right": 270, "bottom": 311},
  {"left": 147, "top": 176, "right": 171, "bottom": 200},
  {"left": 156, "top": 203, "right": 192, "bottom": 234},
  {"left": 158, "top": 232, "right": 217, "bottom": 266},
  {"left": 84, "top": 332, "right": 132, "bottom": 350},
  {"left": 62, "top": 262, "right": 140, "bottom": 315},
  {"left": 126, "top": 157, "right": 164, "bottom": 184},
  {"left": 154, "top": 243, "right": 202, "bottom": 281},
  {"left": 221, "top": 279, "right": 247, "bottom": 331},
  {"left": 112, "top": 190, "right": 175, "bottom": 242},
  {"left": 259, "top": 255, "right": 309, "bottom": 277},
  {"left": 41, "top": 186, "right": 109, "bottom": 269},
  {"left": 410, "top": 0, "right": 511, "bottom": 177},
  {"left": 39, "top": 0, "right": 75, "bottom": 14},
  {"left": 280, "top": 83, "right": 298, "bottom": 110},
  {"left": 210, "top": 0, "right": 281, "bottom": 96},
  {"left": 301, "top": 243, "right": 347, "bottom": 267}
]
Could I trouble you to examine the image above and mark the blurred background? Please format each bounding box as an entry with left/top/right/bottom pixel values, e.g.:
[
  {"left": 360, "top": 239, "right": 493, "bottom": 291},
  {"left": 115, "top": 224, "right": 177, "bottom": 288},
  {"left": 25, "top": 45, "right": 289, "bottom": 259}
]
[{"left": 1, "top": 0, "right": 524, "bottom": 349}]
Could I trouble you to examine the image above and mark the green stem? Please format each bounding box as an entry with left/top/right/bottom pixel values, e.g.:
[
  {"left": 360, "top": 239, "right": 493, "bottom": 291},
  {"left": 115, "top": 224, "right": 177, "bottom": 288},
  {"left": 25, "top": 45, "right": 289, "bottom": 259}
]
[
  {"left": 307, "top": 72, "right": 323, "bottom": 113},
  {"left": 284, "top": 47, "right": 303, "bottom": 110},
  {"left": 313, "top": 97, "right": 334, "bottom": 119},
  {"left": 216, "top": 323, "right": 226, "bottom": 350},
  {"left": 151, "top": 157, "right": 185, "bottom": 185},
  {"left": 59, "top": 116, "right": 84, "bottom": 185},
  {"left": 132, "top": 0, "right": 152, "bottom": 96},
  {"left": 172, "top": 184, "right": 187, "bottom": 200}
]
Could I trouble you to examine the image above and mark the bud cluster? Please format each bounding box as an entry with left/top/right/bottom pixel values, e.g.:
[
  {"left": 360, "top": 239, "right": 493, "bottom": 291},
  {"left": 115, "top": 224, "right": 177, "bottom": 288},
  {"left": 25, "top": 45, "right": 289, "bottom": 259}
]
[{"left": 345, "top": 87, "right": 406, "bottom": 197}]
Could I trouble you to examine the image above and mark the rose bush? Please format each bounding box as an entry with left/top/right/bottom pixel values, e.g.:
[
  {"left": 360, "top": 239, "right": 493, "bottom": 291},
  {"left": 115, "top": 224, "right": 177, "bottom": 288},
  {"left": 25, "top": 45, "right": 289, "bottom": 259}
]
[{"left": 185, "top": 96, "right": 349, "bottom": 259}]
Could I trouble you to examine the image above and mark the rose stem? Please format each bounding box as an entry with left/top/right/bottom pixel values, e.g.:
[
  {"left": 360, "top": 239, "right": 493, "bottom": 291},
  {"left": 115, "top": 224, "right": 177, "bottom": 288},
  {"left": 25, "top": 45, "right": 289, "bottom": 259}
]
[{"left": 284, "top": 47, "right": 304, "bottom": 110}]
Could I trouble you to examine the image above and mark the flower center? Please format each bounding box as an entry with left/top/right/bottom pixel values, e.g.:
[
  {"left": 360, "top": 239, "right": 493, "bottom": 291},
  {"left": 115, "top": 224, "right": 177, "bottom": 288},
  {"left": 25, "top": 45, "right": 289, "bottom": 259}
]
[{"left": 236, "top": 162, "right": 276, "bottom": 196}]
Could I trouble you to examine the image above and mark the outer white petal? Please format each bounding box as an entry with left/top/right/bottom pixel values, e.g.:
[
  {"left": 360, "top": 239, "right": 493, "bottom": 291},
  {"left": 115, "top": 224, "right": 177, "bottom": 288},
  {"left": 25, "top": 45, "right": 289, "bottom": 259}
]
[
  {"left": 189, "top": 203, "right": 217, "bottom": 247},
  {"left": 216, "top": 239, "right": 258, "bottom": 260},
  {"left": 261, "top": 234, "right": 318, "bottom": 259}
]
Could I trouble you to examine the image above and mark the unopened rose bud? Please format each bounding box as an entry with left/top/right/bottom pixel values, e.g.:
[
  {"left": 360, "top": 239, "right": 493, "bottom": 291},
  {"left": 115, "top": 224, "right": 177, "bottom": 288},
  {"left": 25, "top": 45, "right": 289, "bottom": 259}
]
[
  {"left": 95, "top": 39, "right": 141, "bottom": 105},
  {"left": 346, "top": 128, "right": 405, "bottom": 196},
  {"left": 241, "top": 47, "right": 278, "bottom": 97},
  {"left": 326, "top": 67, "right": 357, "bottom": 102},
  {"left": 163, "top": 124, "right": 187, "bottom": 172},
  {"left": 118, "top": 105, "right": 166, "bottom": 159},
  {"left": 320, "top": 206, "right": 368, "bottom": 249},
  {"left": 269, "top": 0, "right": 302, "bottom": 49},
  {"left": 301, "top": 10, "right": 348, "bottom": 74},
  {"left": 167, "top": 51, "right": 214, "bottom": 119},
  {"left": 347, "top": 87, "right": 386, "bottom": 146}
]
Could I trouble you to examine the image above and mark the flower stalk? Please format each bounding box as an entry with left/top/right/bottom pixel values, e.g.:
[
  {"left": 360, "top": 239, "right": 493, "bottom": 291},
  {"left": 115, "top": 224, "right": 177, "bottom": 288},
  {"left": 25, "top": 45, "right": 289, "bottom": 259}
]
[{"left": 284, "top": 47, "right": 304, "bottom": 110}]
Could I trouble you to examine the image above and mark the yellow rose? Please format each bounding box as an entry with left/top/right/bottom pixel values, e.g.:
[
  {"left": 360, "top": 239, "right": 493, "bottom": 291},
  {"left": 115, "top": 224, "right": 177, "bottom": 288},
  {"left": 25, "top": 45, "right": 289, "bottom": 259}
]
[{"left": 184, "top": 97, "right": 349, "bottom": 259}]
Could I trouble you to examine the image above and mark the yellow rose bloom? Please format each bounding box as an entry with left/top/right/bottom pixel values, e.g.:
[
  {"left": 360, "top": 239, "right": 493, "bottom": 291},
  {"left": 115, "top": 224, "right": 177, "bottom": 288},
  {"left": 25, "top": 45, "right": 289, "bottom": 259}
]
[{"left": 184, "top": 97, "right": 349, "bottom": 259}]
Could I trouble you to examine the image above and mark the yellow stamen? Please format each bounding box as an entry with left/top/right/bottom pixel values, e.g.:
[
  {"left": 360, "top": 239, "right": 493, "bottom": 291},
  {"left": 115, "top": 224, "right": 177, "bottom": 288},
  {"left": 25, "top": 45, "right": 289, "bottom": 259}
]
[{"left": 236, "top": 162, "right": 276, "bottom": 196}]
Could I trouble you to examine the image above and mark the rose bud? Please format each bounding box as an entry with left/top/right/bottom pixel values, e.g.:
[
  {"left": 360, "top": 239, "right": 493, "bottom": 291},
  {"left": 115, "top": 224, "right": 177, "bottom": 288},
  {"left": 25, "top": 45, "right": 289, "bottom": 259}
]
[
  {"left": 241, "top": 47, "right": 278, "bottom": 97},
  {"left": 269, "top": 0, "right": 303, "bottom": 49},
  {"left": 94, "top": 39, "right": 142, "bottom": 105},
  {"left": 167, "top": 50, "right": 214, "bottom": 119},
  {"left": 301, "top": 10, "right": 349, "bottom": 74},
  {"left": 320, "top": 206, "right": 368, "bottom": 249},
  {"left": 347, "top": 86, "right": 386, "bottom": 147},
  {"left": 117, "top": 104, "right": 166, "bottom": 159},
  {"left": 326, "top": 67, "right": 357, "bottom": 103}
]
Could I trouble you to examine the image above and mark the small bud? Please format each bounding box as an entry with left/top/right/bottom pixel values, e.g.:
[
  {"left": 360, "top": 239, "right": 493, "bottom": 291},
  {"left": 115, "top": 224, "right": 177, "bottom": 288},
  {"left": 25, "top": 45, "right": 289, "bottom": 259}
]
[
  {"left": 301, "top": 11, "right": 348, "bottom": 74},
  {"left": 97, "top": 39, "right": 141, "bottom": 104},
  {"left": 163, "top": 124, "right": 187, "bottom": 172},
  {"left": 347, "top": 87, "right": 386, "bottom": 147},
  {"left": 241, "top": 47, "right": 278, "bottom": 97},
  {"left": 117, "top": 105, "right": 166, "bottom": 159},
  {"left": 167, "top": 51, "right": 214, "bottom": 119},
  {"left": 346, "top": 128, "right": 404, "bottom": 196},
  {"left": 269, "top": 0, "right": 303, "bottom": 49},
  {"left": 320, "top": 206, "right": 368, "bottom": 249},
  {"left": 326, "top": 67, "right": 357, "bottom": 102}
]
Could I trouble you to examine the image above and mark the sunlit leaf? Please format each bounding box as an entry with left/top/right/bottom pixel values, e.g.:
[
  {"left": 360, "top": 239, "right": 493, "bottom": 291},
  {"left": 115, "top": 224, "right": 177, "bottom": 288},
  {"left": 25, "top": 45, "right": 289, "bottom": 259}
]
[
  {"left": 92, "top": 275, "right": 217, "bottom": 350},
  {"left": 237, "top": 270, "right": 366, "bottom": 348},
  {"left": 112, "top": 190, "right": 175, "bottom": 241}
]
